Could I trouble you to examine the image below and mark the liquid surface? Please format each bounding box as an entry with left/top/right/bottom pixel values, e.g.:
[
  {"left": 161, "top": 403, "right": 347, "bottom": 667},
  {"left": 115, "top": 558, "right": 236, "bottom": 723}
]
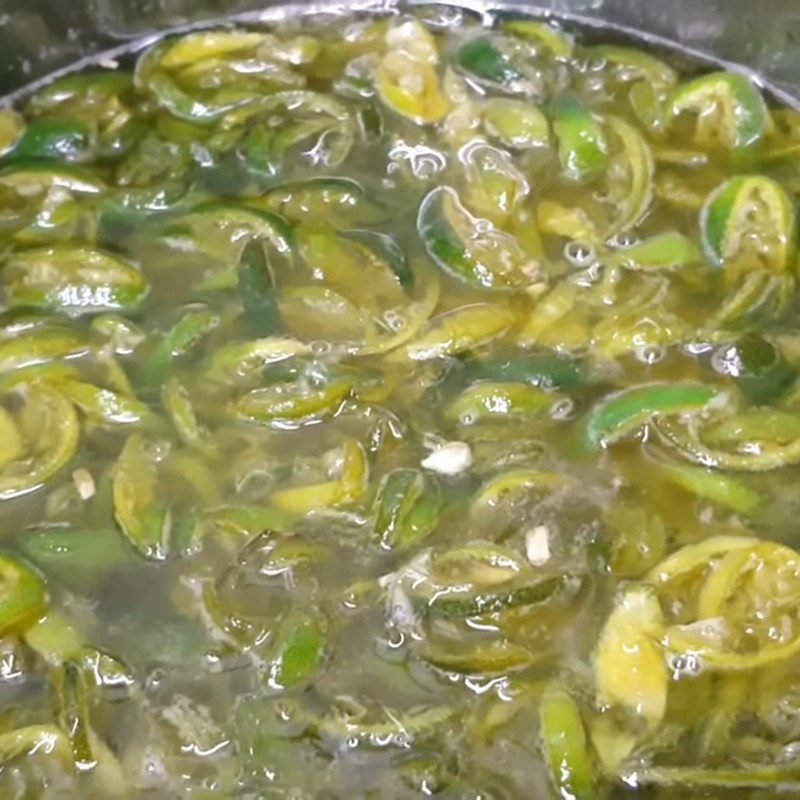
[{"left": 1, "top": 5, "right": 800, "bottom": 798}]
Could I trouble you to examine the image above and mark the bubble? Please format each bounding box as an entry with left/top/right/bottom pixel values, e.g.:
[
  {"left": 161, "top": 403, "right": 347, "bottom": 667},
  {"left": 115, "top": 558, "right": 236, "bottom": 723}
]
[
  {"left": 588, "top": 56, "right": 608, "bottom": 72},
  {"left": 584, "top": 76, "right": 605, "bottom": 94},
  {"left": 459, "top": 412, "right": 476, "bottom": 426},
  {"left": 143, "top": 751, "right": 166, "bottom": 778},
  {"left": 565, "top": 241, "right": 596, "bottom": 267},
  {"left": 609, "top": 231, "right": 639, "bottom": 249},
  {"left": 684, "top": 341, "right": 714, "bottom": 357},
  {"left": 550, "top": 398, "right": 576, "bottom": 421},
  {"left": 389, "top": 142, "right": 447, "bottom": 180},
  {"left": 311, "top": 340, "right": 332, "bottom": 357},
  {"left": 635, "top": 344, "right": 666, "bottom": 365},
  {"left": 145, "top": 668, "right": 167, "bottom": 693},
  {"left": 383, "top": 310, "right": 407, "bottom": 332},
  {"left": 341, "top": 591, "right": 360, "bottom": 611},
  {"left": 346, "top": 736, "right": 360, "bottom": 749},
  {"left": 669, "top": 652, "right": 704, "bottom": 678},
  {"left": 375, "top": 630, "right": 406, "bottom": 663}
]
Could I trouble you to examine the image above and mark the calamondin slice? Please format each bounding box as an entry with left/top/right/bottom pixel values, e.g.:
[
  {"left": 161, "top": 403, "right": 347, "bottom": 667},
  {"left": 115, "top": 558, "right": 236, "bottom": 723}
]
[
  {"left": 418, "top": 186, "right": 540, "bottom": 290},
  {"left": 700, "top": 175, "right": 797, "bottom": 273}
]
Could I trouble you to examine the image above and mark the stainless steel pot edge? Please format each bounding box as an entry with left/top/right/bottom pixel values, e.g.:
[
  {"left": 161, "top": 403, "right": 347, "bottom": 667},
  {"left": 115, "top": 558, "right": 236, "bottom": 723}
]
[{"left": 2, "top": 0, "right": 799, "bottom": 111}]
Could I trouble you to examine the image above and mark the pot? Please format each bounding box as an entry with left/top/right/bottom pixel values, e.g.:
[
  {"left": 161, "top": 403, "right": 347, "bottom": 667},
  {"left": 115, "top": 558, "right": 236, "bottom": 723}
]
[{"left": 1, "top": 0, "right": 799, "bottom": 103}]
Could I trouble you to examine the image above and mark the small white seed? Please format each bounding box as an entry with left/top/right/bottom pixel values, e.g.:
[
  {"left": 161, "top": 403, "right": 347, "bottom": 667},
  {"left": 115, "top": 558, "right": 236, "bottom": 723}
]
[{"left": 421, "top": 441, "right": 473, "bottom": 476}]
